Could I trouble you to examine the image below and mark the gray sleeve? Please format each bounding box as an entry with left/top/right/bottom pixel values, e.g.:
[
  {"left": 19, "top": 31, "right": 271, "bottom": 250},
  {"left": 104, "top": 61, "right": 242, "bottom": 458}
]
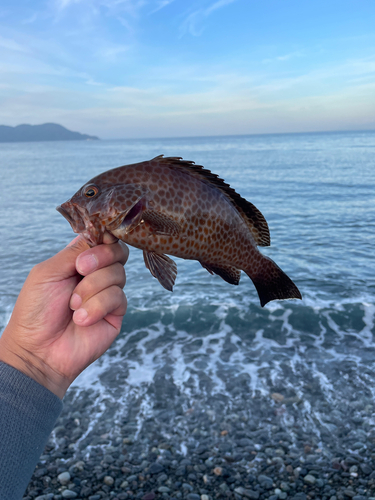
[{"left": 0, "top": 362, "right": 63, "bottom": 500}]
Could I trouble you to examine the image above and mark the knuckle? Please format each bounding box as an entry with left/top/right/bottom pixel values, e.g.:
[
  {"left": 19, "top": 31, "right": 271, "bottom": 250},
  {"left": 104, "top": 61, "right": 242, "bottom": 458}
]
[
  {"left": 114, "top": 262, "right": 126, "bottom": 280},
  {"left": 118, "top": 241, "right": 129, "bottom": 259},
  {"left": 102, "top": 243, "right": 116, "bottom": 261},
  {"left": 116, "top": 289, "right": 127, "bottom": 313},
  {"left": 31, "top": 261, "right": 44, "bottom": 275},
  {"left": 106, "top": 285, "right": 123, "bottom": 305},
  {"left": 113, "top": 285, "right": 125, "bottom": 302},
  {"left": 94, "top": 242, "right": 114, "bottom": 264}
]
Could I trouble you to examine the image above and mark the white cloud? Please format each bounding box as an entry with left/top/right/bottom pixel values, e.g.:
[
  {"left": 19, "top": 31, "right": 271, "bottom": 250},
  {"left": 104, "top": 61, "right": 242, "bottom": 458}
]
[
  {"left": 21, "top": 13, "right": 38, "bottom": 24},
  {"left": 116, "top": 15, "right": 136, "bottom": 34},
  {"left": 180, "top": 10, "right": 205, "bottom": 37},
  {"left": 180, "top": 0, "right": 239, "bottom": 37},
  {"left": 54, "top": 0, "right": 148, "bottom": 15},
  {"left": 85, "top": 77, "right": 105, "bottom": 86},
  {"left": 55, "top": 0, "right": 82, "bottom": 10},
  {"left": 96, "top": 43, "right": 130, "bottom": 61},
  {"left": 149, "top": 0, "right": 175, "bottom": 15},
  {"left": 262, "top": 51, "right": 304, "bottom": 64},
  {"left": 206, "top": 0, "right": 236, "bottom": 16},
  {"left": 1, "top": 68, "right": 374, "bottom": 138},
  {"left": 0, "top": 35, "right": 29, "bottom": 53}
]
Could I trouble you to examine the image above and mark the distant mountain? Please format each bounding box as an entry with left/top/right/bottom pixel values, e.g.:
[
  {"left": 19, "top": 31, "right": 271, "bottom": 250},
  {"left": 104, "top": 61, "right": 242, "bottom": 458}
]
[{"left": 0, "top": 123, "right": 99, "bottom": 142}]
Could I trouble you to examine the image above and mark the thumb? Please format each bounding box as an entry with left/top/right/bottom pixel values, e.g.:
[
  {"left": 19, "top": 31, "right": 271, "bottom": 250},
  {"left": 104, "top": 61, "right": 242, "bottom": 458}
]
[{"left": 40, "top": 236, "right": 90, "bottom": 281}]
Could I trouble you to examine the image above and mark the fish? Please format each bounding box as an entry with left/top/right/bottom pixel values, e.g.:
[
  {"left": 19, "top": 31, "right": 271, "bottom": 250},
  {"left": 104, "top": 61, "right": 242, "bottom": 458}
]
[{"left": 57, "top": 155, "right": 301, "bottom": 307}]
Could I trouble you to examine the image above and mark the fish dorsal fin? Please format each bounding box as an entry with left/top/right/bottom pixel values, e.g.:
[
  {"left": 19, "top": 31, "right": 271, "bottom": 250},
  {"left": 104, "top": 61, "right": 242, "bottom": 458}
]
[{"left": 152, "top": 155, "right": 270, "bottom": 247}]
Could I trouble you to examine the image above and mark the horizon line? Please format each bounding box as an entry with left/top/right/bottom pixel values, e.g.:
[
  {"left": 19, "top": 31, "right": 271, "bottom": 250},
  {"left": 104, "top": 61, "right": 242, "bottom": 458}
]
[{"left": 105, "top": 127, "right": 375, "bottom": 142}]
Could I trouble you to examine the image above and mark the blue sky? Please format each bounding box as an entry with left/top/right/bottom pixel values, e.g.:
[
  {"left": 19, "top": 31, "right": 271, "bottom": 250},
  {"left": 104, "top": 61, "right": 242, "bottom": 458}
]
[{"left": 1, "top": 0, "right": 375, "bottom": 138}]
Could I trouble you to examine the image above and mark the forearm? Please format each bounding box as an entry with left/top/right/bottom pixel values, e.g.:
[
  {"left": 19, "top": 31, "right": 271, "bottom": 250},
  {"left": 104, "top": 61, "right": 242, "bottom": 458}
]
[{"left": 0, "top": 362, "right": 63, "bottom": 500}]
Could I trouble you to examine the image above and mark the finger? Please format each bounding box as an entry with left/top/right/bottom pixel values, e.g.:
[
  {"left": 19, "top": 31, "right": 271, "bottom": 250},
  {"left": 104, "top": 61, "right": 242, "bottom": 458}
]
[
  {"left": 32, "top": 235, "right": 90, "bottom": 282},
  {"left": 67, "top": 235, "right": 84, "bottom": 247},
  {"left": 103, "top": 231, "right": 118, "bottom": 244},
  {"left": 70, "top": 262, "right": 126, "bottom": 310},
  {"left": 100, "top": 312, "right": 124, "bottom": 332},
  {"left": 76, "top": 240, "right": 129, "bottom": 276},
  {"left": 73, "top": 285, "right": 127, "bottom": 327}
]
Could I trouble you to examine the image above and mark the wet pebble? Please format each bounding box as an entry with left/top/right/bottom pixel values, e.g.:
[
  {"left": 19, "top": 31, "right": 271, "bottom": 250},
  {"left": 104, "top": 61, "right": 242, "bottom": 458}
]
[
  {"left": 34, "top": 468, "right": 48, "bottom": 478},
  {"left": 148, "top": 462, "right": 164, "bottom": 474},
  {"left": 234, "top": 487, "right": 260, "bottom": 499},
  {"left": 103, "top": 475, "right": 114, "bottom": 485},
  {"left": 142, "top": 493, "right": 156, "bottom": 500},
  {"left": 57, "top": 471, "right": 71, "bottom": 485},
  {"left": 61, "top": 490, "right": 78, "bottom": 499},
  {"left": 158, "top": 485, "right": 170, "bottom": 493},
  {"left": 257, "top": 474, "right": 273, "bottom": 489},
  {"left": 360, "top": 463, "right": 372, "bottom": 475},
  {"left": 303, "top": 473, "right": 316, "bottom": 485}
]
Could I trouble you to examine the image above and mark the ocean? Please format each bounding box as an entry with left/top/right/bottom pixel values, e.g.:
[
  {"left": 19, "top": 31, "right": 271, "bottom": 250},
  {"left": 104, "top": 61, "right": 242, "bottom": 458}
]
[{"left": 1, "top": 131, "right": 375, "bottom": 498}]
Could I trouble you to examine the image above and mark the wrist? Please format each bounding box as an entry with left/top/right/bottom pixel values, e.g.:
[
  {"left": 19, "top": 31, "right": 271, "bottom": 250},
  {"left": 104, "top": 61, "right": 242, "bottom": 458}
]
[{"left": 0, "top": 331, "right": 69, "bottom": 399}]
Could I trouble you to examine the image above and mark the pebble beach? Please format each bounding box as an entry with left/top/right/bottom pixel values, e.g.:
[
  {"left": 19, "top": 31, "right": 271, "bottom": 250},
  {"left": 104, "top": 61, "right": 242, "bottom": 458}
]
[{"left": 24, "top": 384, "right": 375, "bottom": 500}]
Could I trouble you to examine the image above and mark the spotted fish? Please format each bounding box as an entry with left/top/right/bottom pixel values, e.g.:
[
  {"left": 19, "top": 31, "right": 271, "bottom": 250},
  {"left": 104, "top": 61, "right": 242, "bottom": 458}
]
[{"left": 57, "top": 155, "right": 301, "bottom": 306}]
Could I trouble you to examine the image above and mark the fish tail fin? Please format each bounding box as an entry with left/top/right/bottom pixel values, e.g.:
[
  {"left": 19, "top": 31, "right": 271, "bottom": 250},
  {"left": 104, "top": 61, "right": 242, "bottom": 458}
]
[{"left": 245, "top": 255, "right": 302, "bottom": 307}]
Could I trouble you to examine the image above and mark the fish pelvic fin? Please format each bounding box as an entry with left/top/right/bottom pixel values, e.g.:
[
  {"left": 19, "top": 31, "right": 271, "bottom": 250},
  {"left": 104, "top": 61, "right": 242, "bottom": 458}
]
[
  {"left": 143, "top": 250, "right": 177, "bottom": 291},
  {"left": 200, "top": 262, "right": 241, "bottom": 285},
  {"left": 245, "top": 255, "right": 302, "bottom": 307}
]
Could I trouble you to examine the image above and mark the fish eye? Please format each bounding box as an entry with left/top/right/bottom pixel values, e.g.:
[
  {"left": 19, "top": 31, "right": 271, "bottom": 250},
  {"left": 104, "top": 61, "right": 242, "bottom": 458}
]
[{"left": 84, "top": 185, "right": 99, "bottom": 198}]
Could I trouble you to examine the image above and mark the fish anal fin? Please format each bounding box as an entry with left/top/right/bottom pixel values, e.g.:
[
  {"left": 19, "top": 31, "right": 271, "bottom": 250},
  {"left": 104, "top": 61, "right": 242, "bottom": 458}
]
[
  {"left": 142, "top": 210, "right": 181, "bottom": 236},
  {"left": 143, "top": 250, "right": 177, "bottom": 291},
  {"left": 246, "top": 255, "right": 302, "bottom": 307},
  {"left": 200, "top": 262, "right": 241, "bottom": 285}
]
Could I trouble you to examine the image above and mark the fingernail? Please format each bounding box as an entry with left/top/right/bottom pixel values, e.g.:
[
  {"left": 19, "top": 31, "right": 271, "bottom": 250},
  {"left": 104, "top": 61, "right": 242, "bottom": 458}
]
[
  {"left": 70, "top": 293, "right": 82, "bottom": 310},
  {"left": 74, "top": 308, "right": 88, "bottom": 324},
  {"left": 76, "top": 253, "right": 98, "bottom": 275}
]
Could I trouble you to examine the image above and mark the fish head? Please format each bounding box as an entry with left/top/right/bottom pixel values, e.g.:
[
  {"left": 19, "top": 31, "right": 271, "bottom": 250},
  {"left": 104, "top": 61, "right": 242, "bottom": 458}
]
[{"left": 57, "top": 180, "right": 148, "bottom": 246}]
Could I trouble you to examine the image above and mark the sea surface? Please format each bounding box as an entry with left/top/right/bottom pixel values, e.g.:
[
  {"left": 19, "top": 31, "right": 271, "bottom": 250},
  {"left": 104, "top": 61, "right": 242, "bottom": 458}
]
[{"left": 1, "top": 131, "right": 375, "bottom": 463}]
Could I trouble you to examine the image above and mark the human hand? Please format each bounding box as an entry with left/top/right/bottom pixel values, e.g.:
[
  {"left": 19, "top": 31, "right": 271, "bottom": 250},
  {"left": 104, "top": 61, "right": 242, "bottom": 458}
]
[{"left": 0, "top": 233, "right": 128, "bottom": 399}]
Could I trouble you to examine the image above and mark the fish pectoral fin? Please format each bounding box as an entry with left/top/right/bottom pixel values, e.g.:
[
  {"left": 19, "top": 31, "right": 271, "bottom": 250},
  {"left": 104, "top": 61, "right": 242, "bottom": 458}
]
[
  {"left": 200, "top": 262, "right": 241, "bottom": 285},
  {"left": 142, "top": 210, "right": 181, "bottom": 236},
  {"left": 143, "top": 251, "right": 178, "bottom": 291}
]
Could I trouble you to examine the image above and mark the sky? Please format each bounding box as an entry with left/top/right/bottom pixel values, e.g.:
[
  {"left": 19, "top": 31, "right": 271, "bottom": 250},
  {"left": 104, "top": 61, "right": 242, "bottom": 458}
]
[{"left": 1, "top": 0, "right": 375, "bottom": 139}]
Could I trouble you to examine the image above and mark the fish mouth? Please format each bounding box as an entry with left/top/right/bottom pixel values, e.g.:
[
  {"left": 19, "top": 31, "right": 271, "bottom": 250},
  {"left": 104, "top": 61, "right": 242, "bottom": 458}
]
[
  {"left": 57, "top": 201, "right": 103, "bottom": 246},
  {"left": 57, "top": 203, "right": 86, "bottom": 233},
  {"left": 56, "top": 204, "right": 76, "bottom": 226}
]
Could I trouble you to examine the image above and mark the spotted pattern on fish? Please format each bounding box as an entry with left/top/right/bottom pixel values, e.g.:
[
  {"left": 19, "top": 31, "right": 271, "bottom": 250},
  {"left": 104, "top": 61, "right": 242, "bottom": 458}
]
[{"left": 57, "top": 156, "right": 301, "bottom": 306}]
